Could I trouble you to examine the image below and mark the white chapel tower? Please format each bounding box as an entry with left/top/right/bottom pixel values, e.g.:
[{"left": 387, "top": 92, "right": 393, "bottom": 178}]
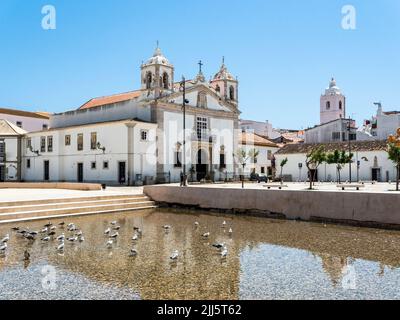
[
  {"left": 320, "top": 78, "right": 346, "bottom": 124},
  {"left": 140, "top": 44, "right": 174, "bottom": 99}
]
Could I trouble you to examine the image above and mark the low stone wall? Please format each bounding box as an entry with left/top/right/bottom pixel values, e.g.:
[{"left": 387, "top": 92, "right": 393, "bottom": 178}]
[
  {"left": 0, "top": 182, "right": 102, "bottom": 191},
  {"left": 143, "top": 185, "right": 400, "bottom": 229}
]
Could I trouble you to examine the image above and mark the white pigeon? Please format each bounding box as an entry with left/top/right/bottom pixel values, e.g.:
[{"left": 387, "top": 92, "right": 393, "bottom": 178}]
[
  {"left": 78, "top": 236, "right": 85, "bottom": 242},
  {"left": 110, "top": 232, "right": 119, "bottom": 239},
  {"left": 106, "top": 240, "right": 113, "bottom": 248},
  {"left": 194, "top": 222, "right": 199, "bottom": 227},
  {"left": 41, "top": 236, "right": 50, "bottom": 242},
  {"left": 170, "top": 250, "right": 179, "bottom": 261},
  {"left": 222, "top": 221, "right": 227, "bottom": 227},
  {"left": 228, "top": 228, "right": 233, "bottom": 235},
  {"left": 202, "top": 232, "right": 210, "bottom": 238},
  {"left": 1, "top": 234, "right": 10, "bottom": 243},
  {"left": 129, "top": 248, "right": 138, "bottom": 257},
  {"left": 221, "top": 247, "right": 228, "bottom": 258},
  {"left": 104, "top": 228, "right": 111, "bottom": 235},
  {"left": 0, "top": 242, "right": 7, "bottom": 252},
  {"left": 162, "top": 225, "right": 171, "bottom": 230},
  {"left": 57, "top": 242, "right": 64, "bottom": 251},
  {"left": 57, "top": 233, "right": 65, "bottom": 242},
  {"left": 132, "top": 234, "right": 138, "bottom": 241},
  {"left": 111, "top": 221, "right": 117, "bottom": 226}
]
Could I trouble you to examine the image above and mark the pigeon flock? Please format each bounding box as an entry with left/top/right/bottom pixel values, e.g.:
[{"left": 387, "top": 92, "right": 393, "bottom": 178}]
[{"left": 0, "top": 218, "right": 233, "bottom": 263}]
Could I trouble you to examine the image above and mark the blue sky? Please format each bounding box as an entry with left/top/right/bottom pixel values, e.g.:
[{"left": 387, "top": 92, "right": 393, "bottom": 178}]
[{"left": 0, "top": 0, "right": 399, "bottom": 129}]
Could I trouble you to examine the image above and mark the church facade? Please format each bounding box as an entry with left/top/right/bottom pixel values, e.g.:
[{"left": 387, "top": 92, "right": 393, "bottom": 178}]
[{"left": 21, "top": 46, "right": 244, "bottom": 184}]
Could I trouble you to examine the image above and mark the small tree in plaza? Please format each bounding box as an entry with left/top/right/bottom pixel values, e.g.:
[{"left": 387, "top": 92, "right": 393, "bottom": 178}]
[
  {"left": 387, "top": 130, "right": 400, "bottom": 191},
  {"left": 305, "top": 146, "right": 326, "bottom": 190},
  {"left": 234, "top": 148, "right": 259, "bottom": 189},
  {"left": 326, "top": 150, "right": 354, "bottom": 184},
  {"left": 279, "top": 158, "right": 288, "bottom": 183}
]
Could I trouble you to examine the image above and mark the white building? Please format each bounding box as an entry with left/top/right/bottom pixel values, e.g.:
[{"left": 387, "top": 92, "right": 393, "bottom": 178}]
[
  {"left": 238, "top": 132, "right": 279, "bottom": 177},
  {"left": 239, "top": 119, "right": 281, "bottom": 139},
  {"left": 305, "top": 118, "right": 358, "bottom": 144},
  {"left": 0, "top": 119, "right": 27, "bottom": 182},
  {"left": 22, "top": 46, "right": 241, "bottom": 185},
  {"left": 0, "top": 107, "right": 50, "bottom": 132},
  {"left": 320, "top": 78, "right": 346, "bottom": 125},
  {"left": 275, "top": 140, "right": 394, "bottom": 182},
  {"left": 359, "top": 103, "right": 400, "bottom": 140}
]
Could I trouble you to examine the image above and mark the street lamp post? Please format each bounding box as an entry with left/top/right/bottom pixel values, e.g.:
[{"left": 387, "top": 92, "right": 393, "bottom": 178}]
[
  {"left": 180, "top": 76, "right": 189, "bottom": 187},
  {"left": 347, "top": 118, "right": 352, "bottom": 183},
  {"left": 241, "top": 163, "right": 246, "bottom": 189}
]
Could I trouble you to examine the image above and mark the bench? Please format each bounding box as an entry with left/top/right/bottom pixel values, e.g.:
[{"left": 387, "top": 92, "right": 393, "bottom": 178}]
[
  {"left": 263, "top": 184, "right": 288, "bottom": 190},
  {"left": 337, "top": 184, "right": 365, "bottom": 191}
]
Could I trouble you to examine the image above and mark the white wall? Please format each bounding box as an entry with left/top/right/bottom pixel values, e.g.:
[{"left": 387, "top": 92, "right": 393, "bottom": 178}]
[
  {"left": 0, "top": 113, "right": 49, "bottom": 132},
  {"left": 22, "top": 121, "right": 157, "bottom": 185},
  {"left": 275, "top": 150, "right": 396, "bottom": 182}
]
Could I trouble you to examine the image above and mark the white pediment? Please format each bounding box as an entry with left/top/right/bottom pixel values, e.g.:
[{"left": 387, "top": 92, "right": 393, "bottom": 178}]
[{"left": 163, "top": 84, "right": 235, "bottom": 113}]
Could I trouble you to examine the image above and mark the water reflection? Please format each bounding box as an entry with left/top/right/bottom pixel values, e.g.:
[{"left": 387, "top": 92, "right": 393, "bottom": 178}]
[{"left": 0, "top": 208, "right": 400, "bottom": 300}]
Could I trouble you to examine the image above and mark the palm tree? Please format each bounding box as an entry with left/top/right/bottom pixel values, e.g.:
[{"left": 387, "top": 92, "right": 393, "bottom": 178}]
[
  {"left": 305, "top": 146, "right": 326, "bottom": 190},
  {"left": 279, "top": 158, "right": 288, "bottom": 183}
]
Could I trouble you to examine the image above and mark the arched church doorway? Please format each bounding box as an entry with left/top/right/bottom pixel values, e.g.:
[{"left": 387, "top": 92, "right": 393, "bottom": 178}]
[{"left": 196, "top": 149, "right": 208, "bottom": 181}]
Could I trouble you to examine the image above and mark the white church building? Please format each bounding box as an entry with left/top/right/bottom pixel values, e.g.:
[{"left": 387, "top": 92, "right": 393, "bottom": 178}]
[{"left": 21, "top": 46, "right": 244, "bottom": 185}]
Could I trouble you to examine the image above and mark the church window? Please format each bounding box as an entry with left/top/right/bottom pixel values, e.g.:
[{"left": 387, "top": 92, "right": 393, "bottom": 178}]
[
  {"left": 215, "top": 85, "right": 220, "bottom": 93},
  {"left": 146, "top": 72, "right": 152, "bottom": 89},
  {"left": 27, "top": 159, "right": 31, "bottom": 169},
  {"left": 77, "top": 134, "right": 83, "bottom": 151},
  {"left": 174, "top": 142, "right": 182, "bottom": 168},
  {"left": 40, "top": 137, "right": 46, "bottom": 153},
  {"left": 229, "top": 86, "right": 235, "bottom": 100},
  {"left": 141, "top": 130, "right": 148, "bottom": 141},
  {"left": 339, "top": 101, "right": 343, "bottom": 110},
  {"left": 103, "top": 161, "right": 109, "bottom": 169},
  {"left": 91, "top": 162, "right": 96, "bottom": 170},
  {"left": 162, "top": 72, "right": 169, "bottom": 89},
  {"left": 261, "top": 167, "right": 265, "bottom": 174},
  {"left": 47, "top": 136, "right": 53, "bottom": 152},
  {"left": 196, "top": 117, "right": 208, "bottom": 141},
  {"left": 326, "top": 101, "right": 330, "bottom": 110},
  {"left": 197, "top": 92, "right": 207, "bottom": 108},
  {"left": 16, "top": 121, "right": 22, "bottom": 128},
  {"left": 27, "top": 138, "right": 32, "bottom": 149},
  {"left": 65, "top": 135, "right": 71, "bottom": 146},
  {"left": 90, "top": 132, "right": 97, "bottom": 150}
]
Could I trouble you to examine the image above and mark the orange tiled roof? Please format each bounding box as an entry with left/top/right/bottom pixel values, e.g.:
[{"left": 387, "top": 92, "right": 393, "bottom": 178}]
[
  {"left": 239, "top": 132, "right": 278, "bottom": 148},
  {"left": 0, "top": 107, "right": 50, "bottom": 119},
  {"left": 79, "top": 90, "right": 143, "bottom": 110}
]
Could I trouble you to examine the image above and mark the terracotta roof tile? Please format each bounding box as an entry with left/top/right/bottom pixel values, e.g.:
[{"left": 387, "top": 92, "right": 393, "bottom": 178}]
[
  {"left": 0, "top": 107, "right": 50, "bottom": 119},
  {"left": 276, "top": 140, "right": 388, "bottom": 155},
  {"left": 79, "top": 90, "right": 143, "bottom": 110},
  {"left": 239, "top": 132, "right": 278, "bottom": 148}
]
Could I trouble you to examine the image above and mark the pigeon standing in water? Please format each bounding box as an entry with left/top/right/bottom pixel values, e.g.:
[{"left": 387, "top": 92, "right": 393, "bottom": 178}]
[{"left": 1, "top": 234, "right": 10, "bottom": 243}]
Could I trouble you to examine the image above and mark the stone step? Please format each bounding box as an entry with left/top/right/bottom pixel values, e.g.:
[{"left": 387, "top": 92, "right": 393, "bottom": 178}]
[
  {"left": 0, "top": 194, "right": 147, "bottom": 208},
  {"left": 0, "top": 205, "right": 158, "bottom": 225},
  {"left": 0, "top": 201, "right": 156, "bottom": 221},
  {"left": 0, "top": 196, "right": 150, "bottom": 213}
]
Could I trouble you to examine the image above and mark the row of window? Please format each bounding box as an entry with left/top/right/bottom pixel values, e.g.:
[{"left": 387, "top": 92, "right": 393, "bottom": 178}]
[
  {"left": 332, "top": 132, "right": 357, "bottom": 141},
  {"left": 15, "top": 122, "right": 48, "bottom": 130},
  {"left": 27, "top": 130, "right": 149, "bottom": 153},
  {"left": 326, "top": 101, "right": 343, "bottom": 110},
  {"left": 26, "top": 159, "right": 110, "bottom": 169}
]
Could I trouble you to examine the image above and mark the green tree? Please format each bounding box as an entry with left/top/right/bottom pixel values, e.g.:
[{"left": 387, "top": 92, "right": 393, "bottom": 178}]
[
  {"left": 387, "top": 141, "right": 400, "bottom": 191},
  {"left": 326, "top": 150, "right": 354, "bottom": 183},
  {"left": 234, "top": 148, "right": 260, "bottom": 188},
  {"left": 279, "top": 157, "right": 288, "bottom": 183},
  {"left": 305, "top": 146, "right": 326, "bottom": 190}
]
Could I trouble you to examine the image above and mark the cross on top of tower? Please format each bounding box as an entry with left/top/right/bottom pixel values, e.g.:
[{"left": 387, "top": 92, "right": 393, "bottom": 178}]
[{"left": 198, "top": 60, "right": 203, "bottom": 74}]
